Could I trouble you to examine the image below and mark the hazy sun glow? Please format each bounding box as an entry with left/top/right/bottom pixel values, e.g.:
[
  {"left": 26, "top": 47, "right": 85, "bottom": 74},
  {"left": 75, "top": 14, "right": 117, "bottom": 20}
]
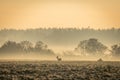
[{"left": 0, "top": 0, "right": 120, "bottom": 29}]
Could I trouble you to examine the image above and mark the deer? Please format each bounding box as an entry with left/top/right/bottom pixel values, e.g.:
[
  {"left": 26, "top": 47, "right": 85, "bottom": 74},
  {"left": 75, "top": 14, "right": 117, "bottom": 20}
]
[{"left": 56, "top": 56, "right": 62, "bottom": 61}]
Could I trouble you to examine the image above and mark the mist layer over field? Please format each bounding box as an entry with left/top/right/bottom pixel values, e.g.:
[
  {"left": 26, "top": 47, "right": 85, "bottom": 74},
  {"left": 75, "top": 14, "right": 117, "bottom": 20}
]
[{"left": 0, "top": 28, "right": 120, "bottom": 61}]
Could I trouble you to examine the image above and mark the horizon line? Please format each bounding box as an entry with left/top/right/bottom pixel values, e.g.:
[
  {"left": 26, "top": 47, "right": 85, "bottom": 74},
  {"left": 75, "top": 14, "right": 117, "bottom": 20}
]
[{"left": 0, "top": 27, "right": 120, "bottom": 31}]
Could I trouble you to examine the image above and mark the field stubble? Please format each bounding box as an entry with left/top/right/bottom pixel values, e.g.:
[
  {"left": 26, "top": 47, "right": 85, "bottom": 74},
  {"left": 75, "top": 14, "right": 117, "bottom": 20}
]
[{"left": 0, "top": 61, "right": 120, "bottom": 80}]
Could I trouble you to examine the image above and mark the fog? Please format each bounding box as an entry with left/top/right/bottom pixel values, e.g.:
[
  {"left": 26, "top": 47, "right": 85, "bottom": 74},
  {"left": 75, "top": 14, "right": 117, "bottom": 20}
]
[{"left": 0, "top": 28, "right": 120, "bottom": 61}]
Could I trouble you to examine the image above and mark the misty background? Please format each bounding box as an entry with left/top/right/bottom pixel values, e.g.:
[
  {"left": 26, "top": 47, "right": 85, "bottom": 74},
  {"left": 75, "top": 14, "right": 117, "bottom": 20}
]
[{"left": 0, "top": 28, "right": 120, "bottom": 60}]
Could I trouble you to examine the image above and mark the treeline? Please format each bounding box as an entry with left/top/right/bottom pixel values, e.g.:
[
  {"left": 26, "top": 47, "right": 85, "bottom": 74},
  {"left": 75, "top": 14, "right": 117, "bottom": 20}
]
[
  {"left": 0, "top": 28, "right": 120, "bottom": 59},
  {"left": 64, "top": 38, "right": 120, "bottom": 58},
  {"left": 0, "top": 41, "right": 54, "bottom": 55},
  {"left": 0, "top": 28, "right": 120, "bottom": 47},
  {"left": 0, "top": 38, "right": 120, "bottom": 58}
]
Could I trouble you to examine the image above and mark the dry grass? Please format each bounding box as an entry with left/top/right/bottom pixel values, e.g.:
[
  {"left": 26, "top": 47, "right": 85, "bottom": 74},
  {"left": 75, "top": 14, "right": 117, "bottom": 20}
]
[{"left": 0, "top": 61, "right": 120, "bottom": 80}]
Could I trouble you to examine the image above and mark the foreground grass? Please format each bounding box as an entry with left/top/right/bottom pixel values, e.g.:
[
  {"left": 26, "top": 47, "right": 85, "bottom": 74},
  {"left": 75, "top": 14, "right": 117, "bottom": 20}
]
[{"left": 0, "top": 61, "right": 120, "bottom": 80}]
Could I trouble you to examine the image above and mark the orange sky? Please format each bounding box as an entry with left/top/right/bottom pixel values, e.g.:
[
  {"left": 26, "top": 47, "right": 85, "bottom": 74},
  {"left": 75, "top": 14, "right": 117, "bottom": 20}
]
[{"left": 0, "top": 0, "right": 120, "bottom": 29}]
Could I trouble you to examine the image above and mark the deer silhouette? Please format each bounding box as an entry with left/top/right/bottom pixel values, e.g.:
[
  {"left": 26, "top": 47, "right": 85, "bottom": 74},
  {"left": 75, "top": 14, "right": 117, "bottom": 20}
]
[{"left": 56, "top": 56, "right": 62, "bottom": 61}]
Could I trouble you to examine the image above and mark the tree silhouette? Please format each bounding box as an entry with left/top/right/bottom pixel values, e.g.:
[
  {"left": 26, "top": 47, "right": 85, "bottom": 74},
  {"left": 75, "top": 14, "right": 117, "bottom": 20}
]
[
  {"left": 0, "top": 40, "right": 55, "bottom": 56},
  {"left": 0, "top": 41, "right": 22, "bottom": 53},
  {"left": 75, "top": 38, "right": 107, "bottom": 56},
  {"left": 20, "top": 41, "right": 33, "bottom": 53},
  {"left": 111, "top": 44, "right": 120, "bottom": 57},
  {"left": 35, "top": 41, "right": 47, "bottom": 51},
  {"left": 34, "top": 41, "right": 54, "bottom": 55}
]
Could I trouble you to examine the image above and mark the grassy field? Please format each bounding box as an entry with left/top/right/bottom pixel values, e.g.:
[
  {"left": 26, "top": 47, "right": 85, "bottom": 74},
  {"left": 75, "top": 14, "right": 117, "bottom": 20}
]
[{"left": 0, "top": 61, "right": 120, "bottom": 80}]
